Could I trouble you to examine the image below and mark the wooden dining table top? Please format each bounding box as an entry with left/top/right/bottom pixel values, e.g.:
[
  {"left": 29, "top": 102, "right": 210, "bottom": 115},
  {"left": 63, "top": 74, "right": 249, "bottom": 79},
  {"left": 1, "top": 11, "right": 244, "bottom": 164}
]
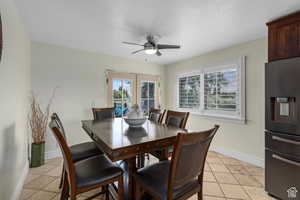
[{"left": 81, "top": 118, "right": 187, "bottom": 161}]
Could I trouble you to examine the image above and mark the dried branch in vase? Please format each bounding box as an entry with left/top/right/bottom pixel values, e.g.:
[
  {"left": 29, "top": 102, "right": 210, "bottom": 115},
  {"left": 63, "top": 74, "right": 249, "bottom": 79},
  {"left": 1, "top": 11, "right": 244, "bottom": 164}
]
[{"left": 28, "top": 89, "right": 56, "bottom": 144}]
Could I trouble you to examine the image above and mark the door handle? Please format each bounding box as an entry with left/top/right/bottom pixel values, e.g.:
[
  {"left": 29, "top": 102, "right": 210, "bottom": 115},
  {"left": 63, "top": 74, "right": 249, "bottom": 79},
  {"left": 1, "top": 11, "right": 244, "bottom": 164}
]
[
  {"left": 272, "top": 154, "right": 300, "bottom": 167},
  {"left": 272, "top": 136, "right": 300, "bottom": 146}
]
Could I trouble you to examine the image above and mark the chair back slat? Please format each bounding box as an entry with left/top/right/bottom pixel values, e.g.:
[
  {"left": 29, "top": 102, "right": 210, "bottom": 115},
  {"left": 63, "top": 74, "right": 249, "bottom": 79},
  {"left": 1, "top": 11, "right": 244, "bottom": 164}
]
[
  {"left": 49, "top": 116, "right": 77, "bottom": 191},
  {"left": 92, "top": 107, "right": 115, "bottom": 120},
  {"left": 165, "top": 110, "right": 189, "bottom": 129},
  {"left": 168, "top": 125, "right": 219, "bottom": 197}
]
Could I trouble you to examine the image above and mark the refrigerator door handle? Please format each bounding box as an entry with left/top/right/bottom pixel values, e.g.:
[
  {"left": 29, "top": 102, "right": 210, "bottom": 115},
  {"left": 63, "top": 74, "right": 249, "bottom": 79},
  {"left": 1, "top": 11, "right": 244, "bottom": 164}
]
[
  {"left": 272, "top": 135, "right": 300, "bottom": 146},
  {"left": 272, "top": 154, "right": 300, "bottom": 167}
]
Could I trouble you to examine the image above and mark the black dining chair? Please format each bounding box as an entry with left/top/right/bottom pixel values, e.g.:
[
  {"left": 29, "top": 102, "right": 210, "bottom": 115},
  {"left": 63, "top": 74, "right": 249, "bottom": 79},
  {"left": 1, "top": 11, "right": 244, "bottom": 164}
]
[
  {"left": 51, "top": 113, "right": 103, "bottom": 189},
  {"left": 49, "top": 117, "right": 124, "bottom": 200},
  {"left": 148, "top": 108, "right": 166, "bottom": 124},
  {"left": 92, "top": 107, "right": 115, "bottom": 120},
  {"left": 137, "top": 108, "right": 167, "bottom": 168},
  {"left": 150, "top": 110, "right": 190, "bottom": 161},
  {"left": 134, "top": 125, "right": 219, "bottom": 200}
]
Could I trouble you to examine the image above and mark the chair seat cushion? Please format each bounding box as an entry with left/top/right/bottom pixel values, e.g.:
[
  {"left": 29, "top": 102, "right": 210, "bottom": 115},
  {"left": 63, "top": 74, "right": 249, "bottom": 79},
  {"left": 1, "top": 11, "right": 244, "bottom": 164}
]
[
  {"left": 70, "top": 142, "right": 103, "bottom": 162},
  {"left": 134, "top": 161, "right": 199, "bottom": 200},
  {"left": 75, "top": 155, "right": 123, "bottom": 188}
]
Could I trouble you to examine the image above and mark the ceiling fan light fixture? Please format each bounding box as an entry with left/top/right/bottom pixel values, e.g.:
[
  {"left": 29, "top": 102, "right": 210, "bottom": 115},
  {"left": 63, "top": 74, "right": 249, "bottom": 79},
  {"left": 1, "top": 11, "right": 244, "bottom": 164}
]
[
  {"left": 124, "top": 35, "right": 180, "bottom": 56},
  {"left": 144, "top": 48, "right": 157, "bottom": 55}
]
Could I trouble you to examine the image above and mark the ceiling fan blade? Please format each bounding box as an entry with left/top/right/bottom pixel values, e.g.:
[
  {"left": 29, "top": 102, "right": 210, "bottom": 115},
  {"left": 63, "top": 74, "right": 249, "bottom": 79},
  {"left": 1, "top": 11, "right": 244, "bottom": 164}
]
[
  {"left": 156, "top": 50, "right": 162, "bottom": 56},
  {"left": 157, "top": 44, "right": 180, "bottom": 49},
  {"left": 123, "top": 42, "right": 144, "bottom": 46},
  {"left": 131, "top": 49, "right": 144, "bottom": 54}
]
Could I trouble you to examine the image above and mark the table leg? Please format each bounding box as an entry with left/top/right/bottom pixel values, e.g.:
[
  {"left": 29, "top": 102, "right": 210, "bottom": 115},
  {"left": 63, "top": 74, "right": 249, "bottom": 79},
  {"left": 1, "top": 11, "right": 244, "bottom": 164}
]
[
  {"left": 126, "top": 157, "right": 137, "bottom": 200},
  {"left": 159, "top": 148, "right": 169, "bottom": 161},
  {"left": 137, "top": 154, "right": 145, "bottom": 168}
]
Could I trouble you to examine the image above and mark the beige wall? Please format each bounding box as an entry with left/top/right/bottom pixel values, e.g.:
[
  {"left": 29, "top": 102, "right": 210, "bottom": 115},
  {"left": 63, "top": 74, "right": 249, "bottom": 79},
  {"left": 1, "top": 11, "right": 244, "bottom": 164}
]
[
  {"left": 32, "top": 39, "right": 267, "bottom": 167},
  {"left": 165, "top": 38, "right": 267, "bottom": 166},
  {"left": 0, "top": 0, "right": 31, "bottom": 199},
  {"left": 31, "top": 42, "right": 165, "bottom": 155}
]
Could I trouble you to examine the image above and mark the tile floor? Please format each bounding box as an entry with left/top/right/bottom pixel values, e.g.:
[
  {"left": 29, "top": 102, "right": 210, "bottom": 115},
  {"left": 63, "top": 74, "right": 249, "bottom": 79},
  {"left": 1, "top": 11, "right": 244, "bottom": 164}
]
[{"left": 20, "top": 151, "right": 275, "bottom": 200}]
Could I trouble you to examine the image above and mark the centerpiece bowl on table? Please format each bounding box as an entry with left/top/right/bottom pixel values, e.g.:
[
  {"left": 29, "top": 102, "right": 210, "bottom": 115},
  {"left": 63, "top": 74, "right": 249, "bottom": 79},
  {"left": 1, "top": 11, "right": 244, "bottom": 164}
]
[{"left": 123, "top": 104, "right": 147, "bottom": 128}]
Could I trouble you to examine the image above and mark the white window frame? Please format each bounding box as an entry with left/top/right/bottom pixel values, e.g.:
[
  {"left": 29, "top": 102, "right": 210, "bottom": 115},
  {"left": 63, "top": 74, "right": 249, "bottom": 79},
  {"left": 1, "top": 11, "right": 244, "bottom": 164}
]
[{"left": 176, "top": 57, "right": 246, "bottom": 123}]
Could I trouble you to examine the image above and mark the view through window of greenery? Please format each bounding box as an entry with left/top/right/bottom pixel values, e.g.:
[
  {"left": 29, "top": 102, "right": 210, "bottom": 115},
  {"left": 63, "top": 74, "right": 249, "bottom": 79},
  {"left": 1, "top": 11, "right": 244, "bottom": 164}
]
[{"left": 112, "top": 79, "right": 132, "bottom": 117}]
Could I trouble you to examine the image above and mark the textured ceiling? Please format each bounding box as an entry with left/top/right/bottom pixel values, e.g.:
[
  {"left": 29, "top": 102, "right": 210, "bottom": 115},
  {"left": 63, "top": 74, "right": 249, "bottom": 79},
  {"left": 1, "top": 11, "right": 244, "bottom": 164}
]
[{"left": 15, "top": 0, "right": 300, "bottom": 64}]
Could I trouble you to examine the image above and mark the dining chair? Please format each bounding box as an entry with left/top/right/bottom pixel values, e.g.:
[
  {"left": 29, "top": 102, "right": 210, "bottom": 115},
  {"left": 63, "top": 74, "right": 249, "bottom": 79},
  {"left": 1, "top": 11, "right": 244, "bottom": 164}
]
[
  {"left": 151, "top": 110, "right": 190, "bottom": 161},
  {"left": 134, "top": 125, "right": 219, "bottom": 200},
  {"left": 165, "top": 110, "right": 190, "bottom": 129},
  {"left": 92, "top": 107, "right": 115, "bottom": 120},
  {"left": 137, "top": 108, "right": 166, "bottom": 168},
  {"left": 49, "top": 118, "right": 124, "bottom": 200},
  {"left": 148, "top": 108, "right": 166, "bottom": 124},
  {"left": 51, "top": 113, "right": 103, "bottom": 189}
]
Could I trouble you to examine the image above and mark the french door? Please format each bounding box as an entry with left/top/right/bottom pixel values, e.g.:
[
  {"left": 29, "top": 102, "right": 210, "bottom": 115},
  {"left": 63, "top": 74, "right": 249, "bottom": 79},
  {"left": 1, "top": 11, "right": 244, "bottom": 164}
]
[
  {"left": 107, "top": 71, "right": 160, "bottom": 117},
  {"left": 137, "top": 74, "right": 160, "bottom": 114}
]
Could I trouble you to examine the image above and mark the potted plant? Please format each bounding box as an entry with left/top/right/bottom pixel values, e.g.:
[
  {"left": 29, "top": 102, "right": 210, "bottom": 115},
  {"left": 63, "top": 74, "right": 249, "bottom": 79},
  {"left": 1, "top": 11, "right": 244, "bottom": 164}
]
[{"left": 28, "top": 91, "right": 55, "bottom": 167}]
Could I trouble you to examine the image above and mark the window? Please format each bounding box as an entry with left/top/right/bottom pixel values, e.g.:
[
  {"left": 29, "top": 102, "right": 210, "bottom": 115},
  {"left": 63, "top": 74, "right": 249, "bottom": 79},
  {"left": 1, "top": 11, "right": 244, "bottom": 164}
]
[
  {"left": 107, "top": 71, "right": 160, "bottom": 117},
  {"left": 178, "top": 75, "right": 200, "bottom": 109},
  {"left": 204, "top": 68, "right": 238, "bottom": 112},
  {"left": 177, "top": 57, "right": 245, "bottom": 122}
]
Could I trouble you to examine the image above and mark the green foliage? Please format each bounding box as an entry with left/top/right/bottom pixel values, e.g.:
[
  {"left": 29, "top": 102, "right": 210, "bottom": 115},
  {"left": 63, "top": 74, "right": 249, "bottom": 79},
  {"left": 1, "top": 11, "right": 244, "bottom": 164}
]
[{"left": 113, "top": 86, "right": 129, "bottom": 98}]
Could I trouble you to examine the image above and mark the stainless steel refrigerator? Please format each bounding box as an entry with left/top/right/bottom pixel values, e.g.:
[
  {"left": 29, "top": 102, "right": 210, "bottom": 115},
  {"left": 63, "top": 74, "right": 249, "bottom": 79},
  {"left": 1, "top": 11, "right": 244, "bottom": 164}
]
[{"left": 265, "top": 57, "right": 300, "bottom": 200}]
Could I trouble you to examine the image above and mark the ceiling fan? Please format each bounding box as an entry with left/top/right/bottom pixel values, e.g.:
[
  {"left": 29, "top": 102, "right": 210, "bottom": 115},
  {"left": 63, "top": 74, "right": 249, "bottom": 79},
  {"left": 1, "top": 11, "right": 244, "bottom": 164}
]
[{"left": 123, "top": 35, "right": 180, "bottom": 56}]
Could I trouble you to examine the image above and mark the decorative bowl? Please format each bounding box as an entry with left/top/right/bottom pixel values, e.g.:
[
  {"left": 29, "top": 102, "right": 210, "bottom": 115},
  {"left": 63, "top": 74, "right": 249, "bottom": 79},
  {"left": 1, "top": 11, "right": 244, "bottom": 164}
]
[{"left": 124, "top": 117, "right": 147, "bottom": 127}]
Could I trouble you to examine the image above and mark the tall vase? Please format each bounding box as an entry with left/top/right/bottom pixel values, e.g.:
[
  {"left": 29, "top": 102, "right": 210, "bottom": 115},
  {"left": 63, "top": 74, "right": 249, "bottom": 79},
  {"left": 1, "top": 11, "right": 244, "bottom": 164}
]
[{"left": 31, "top": 142, "right": 45, "bottom": 168}]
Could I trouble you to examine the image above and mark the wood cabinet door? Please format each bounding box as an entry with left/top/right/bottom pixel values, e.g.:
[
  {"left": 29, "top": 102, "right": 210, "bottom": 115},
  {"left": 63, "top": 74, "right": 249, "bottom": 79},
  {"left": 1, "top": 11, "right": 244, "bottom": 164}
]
[{"left": 268, "top": 12, "right": 300, "bottom": 62}]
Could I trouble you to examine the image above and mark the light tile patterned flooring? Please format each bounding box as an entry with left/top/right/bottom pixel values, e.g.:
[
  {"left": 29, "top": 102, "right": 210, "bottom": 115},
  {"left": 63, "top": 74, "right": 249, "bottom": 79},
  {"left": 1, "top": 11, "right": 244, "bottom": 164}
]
[{"left": 20, "top": 151, "right": 275, "bottom": 200}]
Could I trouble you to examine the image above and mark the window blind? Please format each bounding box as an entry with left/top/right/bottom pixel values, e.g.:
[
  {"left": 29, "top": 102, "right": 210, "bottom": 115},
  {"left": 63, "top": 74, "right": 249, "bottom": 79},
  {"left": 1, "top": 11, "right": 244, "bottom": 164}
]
[
  {"left": 204, "top": 68, "right": 238, "bottom": 112},
  {"left": 178, "top": 75, "right": 200, "bottom": 109}
]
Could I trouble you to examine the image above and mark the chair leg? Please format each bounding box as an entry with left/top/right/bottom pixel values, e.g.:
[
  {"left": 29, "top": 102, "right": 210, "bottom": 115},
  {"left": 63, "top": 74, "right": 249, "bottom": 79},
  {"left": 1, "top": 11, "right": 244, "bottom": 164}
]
[
  {"left": 198, "top": 184, "right": 203, "bottom": 200},
  {"left": 140, "top": 154, "right": 145, "bottom": 168},
  {"left": 69, "top": 195, "right": 76, "bottom": 200},
  {"left": 118, "top": 175, "right": 124, "bottom": 200},
  {"left": 60, "top": 174, "right": 69, "bottom": 200},
  {"left": 137, "top": 154, "right": 145, "bottom": 168},
  {"left": 197, "top": 191, "right": 202, "bottom": 200},
  {"left": 134, "top": 181, "right": 142, "bottom": 200},
  {"left": 59, "top": 165, "right": 65, "bottom": 189},
  {"left": 105, "top": 185, "right": 109, "bottom": 200}
]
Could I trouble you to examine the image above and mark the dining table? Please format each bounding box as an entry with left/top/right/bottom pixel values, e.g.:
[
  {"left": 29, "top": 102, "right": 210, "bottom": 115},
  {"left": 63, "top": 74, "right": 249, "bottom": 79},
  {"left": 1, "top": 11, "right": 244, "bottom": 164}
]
[{"left": 81, "top": 118, "right": 188, "bottom": 200}]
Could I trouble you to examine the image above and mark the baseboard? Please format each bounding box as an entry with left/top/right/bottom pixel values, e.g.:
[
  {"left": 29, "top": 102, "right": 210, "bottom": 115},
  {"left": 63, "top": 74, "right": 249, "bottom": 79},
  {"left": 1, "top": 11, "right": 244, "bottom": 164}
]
[
  {"left": 11, "top": 160, "right": 29, "bottom": 200},
  {"left": 212, "top": 146, "right": 265, "bottom": 168},
  {"left": 45, "top": 149, "right": 62, "bottom": 160}
]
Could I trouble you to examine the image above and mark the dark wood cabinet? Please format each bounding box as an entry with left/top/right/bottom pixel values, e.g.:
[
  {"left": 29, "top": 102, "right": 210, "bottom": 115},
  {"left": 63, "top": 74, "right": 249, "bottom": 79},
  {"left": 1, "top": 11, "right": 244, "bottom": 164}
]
[{"left": 267, "top": 11, "right": 300, "bottom": 62}]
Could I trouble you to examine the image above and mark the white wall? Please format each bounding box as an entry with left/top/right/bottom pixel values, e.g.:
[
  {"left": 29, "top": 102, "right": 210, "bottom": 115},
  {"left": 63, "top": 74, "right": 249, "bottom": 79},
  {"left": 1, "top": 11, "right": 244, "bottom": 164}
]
[
  {"left": 31, "top": 42, "right": 165, "bottom": 155},
  {"left": 165, "top": 38, "right": 267, "bottom": 167},
  {"left": 0, "top": 0, "right": 31, "bottom": 199}
]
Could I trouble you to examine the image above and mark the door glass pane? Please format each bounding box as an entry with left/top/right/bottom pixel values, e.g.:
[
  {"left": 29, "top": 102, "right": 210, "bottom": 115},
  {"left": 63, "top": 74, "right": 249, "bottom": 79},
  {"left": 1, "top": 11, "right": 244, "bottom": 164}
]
[
  {"left": 141, "top": 82, "right": 148, "bottom": 98},
  {"left": 113, "top": 80, "right": 122, "bottom": 117},
  {"left": 140, "top": 81, "right": 156, "bottom": 114},
  {"left": 149, "top": 99, "right": 155, "bottom": 110},
  {"left": 141, "top": 99, "right": 149, "bottom": 114},
  {"left": 123, "top": 80, "right": 131, "bottom": 116},
  {"left": 112, "top": 79, "right": 132, "bottom": 117},
  {"left": 149, "top": 82, "right": 155, "bottom": 98}
]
